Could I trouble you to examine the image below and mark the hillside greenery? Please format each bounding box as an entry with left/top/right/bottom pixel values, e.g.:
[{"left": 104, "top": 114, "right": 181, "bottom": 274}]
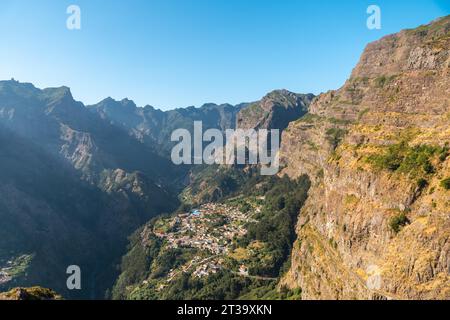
[
  {"left": 112, "top": 173, "right": 310, "bottom": 300},
  {"left": 441, "top": 178, "right": 450, "bottom": 190},
  {"left": 367, "top": 141, "right": 448, "bottom": 179}
]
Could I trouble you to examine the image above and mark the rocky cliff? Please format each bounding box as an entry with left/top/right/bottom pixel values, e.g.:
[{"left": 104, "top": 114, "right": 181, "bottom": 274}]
[
  {"left": 237, "top": 90, "right": 314, "bottom": 131},
  {"left": 280, "top": 16, "right": 450, "bottom": 300},
  {"left": 89, "top": 98, "right": 245, "bottom": 156},
  {"left": 179, "top": 90, "right": 314, "bottom": 205}
]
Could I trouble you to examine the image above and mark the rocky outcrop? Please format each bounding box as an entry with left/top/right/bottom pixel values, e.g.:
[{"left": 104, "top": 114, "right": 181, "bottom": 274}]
[
  {"left": 0, "top": 287, "right": 62, "bottom": 300},
  {"left": 178, "top": 90, "right": 315, "bottom": 205},
  {"left": 280, "top": 16, "right": 450, "bottom": 300},
  {"left": 89, "top": 98, "right": 244, "bottom": 155},
  {"left": 237, "top": 90, "right": 314, "bottom": 131}
]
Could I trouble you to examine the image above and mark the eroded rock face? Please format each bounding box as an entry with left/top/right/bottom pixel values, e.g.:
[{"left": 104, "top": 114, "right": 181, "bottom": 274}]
[
  {"left": 88, "top": 98, "right": 244, "bottom": 155},
  {"left": 237, "top": 90, "right": 314, "bottom": 131},
  {"left": 280, "top": 16, "right": 450, "bottom": 300}
]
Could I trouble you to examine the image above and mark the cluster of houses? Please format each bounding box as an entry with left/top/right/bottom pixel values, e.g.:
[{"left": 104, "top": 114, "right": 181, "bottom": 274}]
[
  {"left": 0, "top": 263, "right": 12, "bottom": 285},
  {"left": 192, "top": 260, "right": 223, "bottom": 278},
  {"left": 155, "top": 203, "right": 253, "bottom": 256},
  {"left": 153, "top": 203, "right": 256, "bottom": 279}
]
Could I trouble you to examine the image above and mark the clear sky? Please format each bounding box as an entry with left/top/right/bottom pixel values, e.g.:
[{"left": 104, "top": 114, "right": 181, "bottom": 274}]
[{"left": 0, "top": 0, "right": 448, "bottom": 110}]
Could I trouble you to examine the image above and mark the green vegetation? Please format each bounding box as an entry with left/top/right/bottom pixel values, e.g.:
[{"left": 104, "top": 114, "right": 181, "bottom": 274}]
[
  {"left": 113, "top": 174, "right": 310, "bottom": 300},
  {"left": 417, "top": 178, "right": 428, "bottom": 190},
  {"left": 306, "top": 140, "right": 319, "bottom": 151},
  {"left": 350, "top": 76, "right": 369, "bottom": 85},
  {"left": 357, "top": 108, "right": 370, "bottom": 121},
  {"left": 296, "top": 113, "right": 323, "bottom": 124},
  {"left": 0, "top": 287, "right": 62, "bottom": 300},
  {"left": 237, "top": 176, "right": 310, "bottom": 278},
  {"left": 240, "top": 202, "right": 252, "bottom": 213},
  {"left": 0, "top": 254, "right": 34, "bottom": 278},
  {"left": 328, "top": 117, "right": 352, "bottom": 125},
  {"left": 326, "top": 128, "right": 348, "bottom": 150},
  {"left": 406, "top": 16, "right": 450, "bottom": 37},
  {"left": 439, "top": 145, "right": 449, "bottom": 162},
  {"left": 239, "top": 283, "right": 301, "bottom": 300},
  {"left": 374, "top": 75, "right": 397, "bottom": 88},
  {"left": 112, "top": 232, "right": 161, "bottom": 299},
  {"left": 367, "top": 142, "right": 445, "bottom": 177},
  {"left": 239, "top": 102, "right": 265, "bottom": 120},
  {"left": 130, "top": 271, "right": 261, "bottom": 300},
  {"left": 389, "top": 212, "right": 410, "bottom": 234},
  {"left": 181, "top": 165, "right": 254, "bottom": 205},
  {"left": 441, "top": 178, "right": 450, "bottom": 190}
]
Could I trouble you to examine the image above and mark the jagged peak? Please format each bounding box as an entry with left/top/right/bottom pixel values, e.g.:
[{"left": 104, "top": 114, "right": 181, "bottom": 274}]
[
  {"left": 262, "top": 89, "right": 315, "bottom": 102},
  {"left": 351, "top": 15, "right": 450, "bottom": 79},
  {"left": 42, "top": 86, "right": 73, "bottom": 100},
  {"left": 143, "top": 104, "right": 156, "bottom": 110},
  {"left": 199, "top": 102, "right": 236, "bottom": 110},
  {"left": 119, "top": 98, "right": 137, "bottom": 109},
  {"left": 101, "top": 96, "right": 116, "bottom": 103},
  {"left": 93, "top": 96, "right": 138, "bottom": 110},
  {"left": 0, "top": 80, "right": 79, "bottom": 108}
]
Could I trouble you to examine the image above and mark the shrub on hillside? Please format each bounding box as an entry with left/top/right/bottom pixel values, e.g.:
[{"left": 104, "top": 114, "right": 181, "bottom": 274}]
[
  {"left": 367, "top": 142, "right": 441, "bottom": 175},
  {"left": 441, "top": 178, "right": 450, "bottom": 190},
  {"left": 389, "top": 212, "right": 410, "bottom": 234}
]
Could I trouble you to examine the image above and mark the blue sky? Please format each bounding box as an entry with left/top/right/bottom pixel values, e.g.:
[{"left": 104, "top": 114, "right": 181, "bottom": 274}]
[{"left": 0, "top": 0, "right": 448, "bottom": 110}]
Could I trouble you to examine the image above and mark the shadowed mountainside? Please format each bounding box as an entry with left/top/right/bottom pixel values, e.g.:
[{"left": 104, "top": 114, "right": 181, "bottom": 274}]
[{"left": 0, "top": 82, "right": 178, "bottom": 298}]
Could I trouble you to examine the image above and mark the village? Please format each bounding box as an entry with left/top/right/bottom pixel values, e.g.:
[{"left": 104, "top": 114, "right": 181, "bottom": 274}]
[
  {"left": 0, "top": 271, "right": 12, "bottom": 286},
  {"left": 152, "top": 202, "right": 258, "bottom": 282},
  {"left": 0, "top": 254, "right": 33, "bottom": 287},
  {"left": 0, "top": 260, "right": 14, "bottom": 286}
]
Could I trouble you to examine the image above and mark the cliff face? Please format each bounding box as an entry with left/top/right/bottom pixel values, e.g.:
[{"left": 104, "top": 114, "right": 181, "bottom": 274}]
[
  {"left": 280, "top": 16, "right": 450, "bottom": 300},
  {"left": 237, "top": 90, "right": 314, "bottom": 131},
  {"left": 179, "top": 90, "right": 314, "bottom": 205},
  {"left": 89, "top": 98, "right": 244, "bottom": 156}
]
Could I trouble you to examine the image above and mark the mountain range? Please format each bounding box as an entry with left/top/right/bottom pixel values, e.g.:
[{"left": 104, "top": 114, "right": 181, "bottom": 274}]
[
  {"left": 0, "top": 15, "right": 449, "bottom": 300},
  {"left": 0, "top": 76, "right": 312, "bottom": 298}
]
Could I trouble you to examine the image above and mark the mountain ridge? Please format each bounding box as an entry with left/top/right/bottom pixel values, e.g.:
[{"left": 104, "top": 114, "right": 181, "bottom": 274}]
[
  {"left": 1, "top": 15, "right": 448, "bottom": 300},
  {"left": 0, "top": 79, "right": 313, "bottom": 299}
]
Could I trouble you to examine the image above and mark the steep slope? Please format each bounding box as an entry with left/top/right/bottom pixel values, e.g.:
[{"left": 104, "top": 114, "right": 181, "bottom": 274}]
[
  {"left": 0, "top": 126, "right": 109, "bottom": 298},
  {"left": 0, "top": 82, "right": 178, "bottom": 298},
  {"left": 0, "top": 80, "right": 178, "bottom": 201},
  {"left": 111, "top": 89, "right": 315, "bottom": 300},
  {"left": 237, "top": 90, "right": 314, "bottom": 131},
  {"left": 280, "top": 16, "right": 450, "bottom": 300},
  {"left": 88, "top": 98, "right": 245, "bottom": 156},
  {"left": 88, "top": 90, "right": 313, "bottom": 158},
  {"left": 179, "top": 90, "right": 314, "bottom": 205}
]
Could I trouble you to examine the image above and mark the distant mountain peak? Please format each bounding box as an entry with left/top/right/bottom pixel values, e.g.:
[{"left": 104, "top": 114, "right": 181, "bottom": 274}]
[
  {"left": 237, "top": 89, "right": 315, "bottom": 130},
  {"left": 94, "top": 96, "right": 137, "bottom": 110},
  {"left": 119, "top": 98, "right": 137, "bottom": 109},
  {"left": 42, "top": 86, "right": 73, "bottom": 100},
  {"left": 0, "top": 79, "right": 41, "bottom": 98}
]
